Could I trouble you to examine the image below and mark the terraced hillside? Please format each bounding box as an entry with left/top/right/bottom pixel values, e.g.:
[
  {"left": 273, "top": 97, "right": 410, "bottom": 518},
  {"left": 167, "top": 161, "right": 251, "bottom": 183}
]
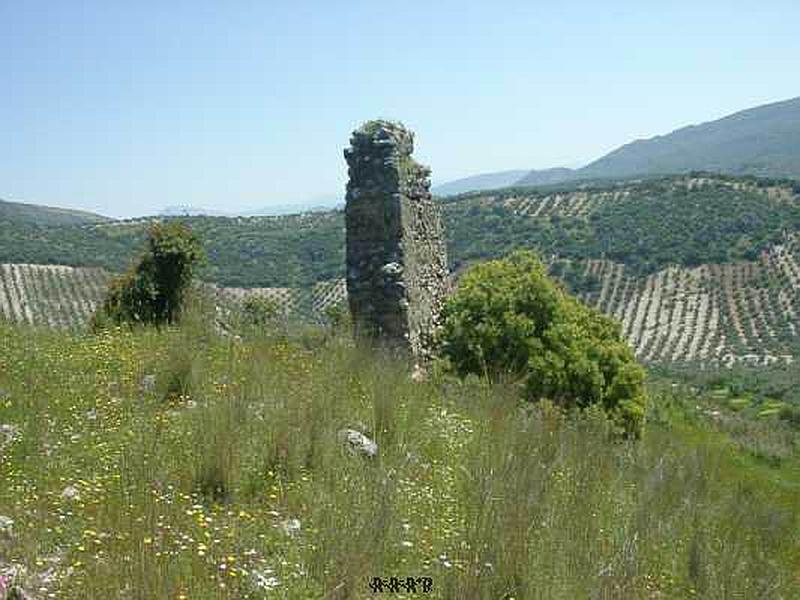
[
  {"left": 208, "top": 278, "right": 347, "bottom": 323},
  {"left": 553, "top": 236, "right": 800, "bottom": 366},
  {"left": 1, "top": 173, "right": 798, "bottom": 366},
  {"left": 2, "top": 173, "right": 798, "bottom": 287},
  {"left": 0, "top": 263, "right": 110, "bottom": 328},
  {"left": 445, "top": 174, "right": 800, "bottom": 275},
  {"left": 0, "top": 263, "right": 347, "bottom": 329},
  {"left": 3, "top": 233, "right": 799, "bottom": 367}
]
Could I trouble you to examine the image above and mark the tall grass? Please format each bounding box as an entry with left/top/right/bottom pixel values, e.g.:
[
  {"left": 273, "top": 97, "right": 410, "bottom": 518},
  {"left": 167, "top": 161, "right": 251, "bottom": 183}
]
[{"left": 0, "top": 311, "right": 798, "bottom": 598}]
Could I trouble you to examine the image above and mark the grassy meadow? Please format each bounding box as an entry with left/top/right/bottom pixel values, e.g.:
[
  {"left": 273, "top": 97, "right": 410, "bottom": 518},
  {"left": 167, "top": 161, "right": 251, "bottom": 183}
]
[{"left": 1, "top": 303, "right": 799, "bottom": 599}]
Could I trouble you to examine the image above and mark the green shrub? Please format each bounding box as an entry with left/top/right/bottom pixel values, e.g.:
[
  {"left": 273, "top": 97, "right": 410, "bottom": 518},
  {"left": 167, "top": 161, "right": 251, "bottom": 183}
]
[
  {"left": 241, "top": 295, "right": 280, "bottom": 327},
  {"left": 439, "top": 250, "right": 646, "bottom": 437},
  {"left": 778, "top": 405, "right": 800, "bottom": 430},
  {"left": 95, "top": 221, "right": 204, "bottom": 326}
]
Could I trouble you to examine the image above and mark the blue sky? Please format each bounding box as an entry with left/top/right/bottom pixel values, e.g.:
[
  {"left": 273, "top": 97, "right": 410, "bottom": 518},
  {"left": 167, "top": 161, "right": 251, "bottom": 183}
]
[{"left": 2, "top": 1, "right": 799, "bottom": 218}]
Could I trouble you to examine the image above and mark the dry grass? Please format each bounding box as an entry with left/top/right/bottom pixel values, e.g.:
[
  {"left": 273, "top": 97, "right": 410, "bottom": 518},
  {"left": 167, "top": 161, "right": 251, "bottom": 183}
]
[{"left": 1, "top": 312, "right": 799, "bottom": 598}]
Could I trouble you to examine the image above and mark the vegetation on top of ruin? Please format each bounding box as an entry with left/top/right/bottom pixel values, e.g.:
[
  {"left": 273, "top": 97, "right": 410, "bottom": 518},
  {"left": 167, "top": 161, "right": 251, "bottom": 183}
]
[{"left": 355, "top": 119, "right": 407, "bottom": 138}]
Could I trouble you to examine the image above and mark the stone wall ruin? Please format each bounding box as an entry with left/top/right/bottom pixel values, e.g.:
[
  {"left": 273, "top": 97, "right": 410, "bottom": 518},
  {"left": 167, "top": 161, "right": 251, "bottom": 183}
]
[{"left": 344, "top": 120, "right": 449, "bottom": 359}]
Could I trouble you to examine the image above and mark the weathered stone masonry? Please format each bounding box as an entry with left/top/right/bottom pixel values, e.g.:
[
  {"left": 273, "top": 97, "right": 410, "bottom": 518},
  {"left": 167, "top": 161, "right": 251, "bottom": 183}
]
[{"left": 344, "top": 120, "right": 449, "bottom": 358}]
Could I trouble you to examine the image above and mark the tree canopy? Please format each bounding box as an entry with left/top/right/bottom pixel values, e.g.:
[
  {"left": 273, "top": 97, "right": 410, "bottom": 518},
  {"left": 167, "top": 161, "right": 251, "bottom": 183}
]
[
  {"left": 438, "top": 250, "right": 647, "bottom": 437},
  {"left": 96, "top": 221, "right": 204, "bottom": 326}
]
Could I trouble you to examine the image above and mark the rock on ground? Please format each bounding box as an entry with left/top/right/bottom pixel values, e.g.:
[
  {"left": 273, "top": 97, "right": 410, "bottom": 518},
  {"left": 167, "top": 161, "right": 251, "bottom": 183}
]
[{"left": 338, "top": 428, "right": 378, "bottom": 458}]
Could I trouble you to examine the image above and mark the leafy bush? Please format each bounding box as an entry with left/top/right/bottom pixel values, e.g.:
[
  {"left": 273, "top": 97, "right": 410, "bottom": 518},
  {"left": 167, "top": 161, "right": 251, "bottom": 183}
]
[
  {"left": 95, "top": 221, "right": 204, "bottom": 326},
  {"left": 779, "top": 405, "right": 800, "bottom": 430},
  {"left": 439, "top": 250, "right": 646, "bottom": 437},
  {"left": 241, "top": 295, "right": 280, "bottom": 327}
]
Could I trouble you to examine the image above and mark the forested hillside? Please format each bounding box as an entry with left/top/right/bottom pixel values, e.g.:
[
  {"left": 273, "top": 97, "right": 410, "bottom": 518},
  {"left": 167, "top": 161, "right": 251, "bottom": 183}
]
[
  {"left": 445, "top": 174, "right": 800, "bottom": 275},
  {"left": 1, "top": 173, "right": 798, "bottom": 367},
  {"left": 0, "top": 211, "right": 345, "bottom": 288},
  {"left": 0, "top": 198, "right": 110, "bottom": 225},
  {"left": 1, "top": 173, "right": 798, "bottom": 287}
]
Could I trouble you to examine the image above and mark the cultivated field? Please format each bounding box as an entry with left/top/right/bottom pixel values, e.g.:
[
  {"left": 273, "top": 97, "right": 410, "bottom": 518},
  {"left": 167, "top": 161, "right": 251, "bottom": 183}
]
[
  {"left": 0, "top": 264, "right": 110, "bottom": 329},
  {"left": 3, "top": 233, "right": 799, "bottom": 367},
  {"left": 0, "top": 264, "right": 347, "bottom": 330},
  {"left": 500, "top": 175, "right": 797, "bottom": 219},
  {"left": 573, "top": 239, "right": 800, "bottom": 366}
]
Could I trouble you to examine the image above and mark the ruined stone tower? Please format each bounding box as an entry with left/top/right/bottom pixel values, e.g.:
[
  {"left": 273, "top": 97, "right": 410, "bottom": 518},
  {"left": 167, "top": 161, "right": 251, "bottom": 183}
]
[{"left": 344, "top": 120, "right": 449, "bottom": 358}]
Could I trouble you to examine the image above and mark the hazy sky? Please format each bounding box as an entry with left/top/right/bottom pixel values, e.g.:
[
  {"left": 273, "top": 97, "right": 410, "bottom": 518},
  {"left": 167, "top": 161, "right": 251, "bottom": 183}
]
[{"left": 3, "top": 1, "right": 799, "bottom": 218}]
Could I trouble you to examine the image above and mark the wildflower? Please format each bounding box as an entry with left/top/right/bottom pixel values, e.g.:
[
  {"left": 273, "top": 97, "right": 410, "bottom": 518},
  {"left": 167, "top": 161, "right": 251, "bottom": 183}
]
[
  {"left": 0, "top": 515, "right": 13, "bottom": 536},
  {"left": 252, "top": 570, "right": 280, "bottom": 590},
  {"left": 280, "top": 518, "right": 301, "bottom": 536},
  {"left": 60, "top": 485, "right": 81, "bottom": 501}
]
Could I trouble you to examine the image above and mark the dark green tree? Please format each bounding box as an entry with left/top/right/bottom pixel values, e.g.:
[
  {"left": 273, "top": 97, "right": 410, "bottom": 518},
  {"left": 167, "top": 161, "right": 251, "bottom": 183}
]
[
  {"left": 439, "top": 250, "right": 646, "bottom": 437},
  {"left": 241, "top": 295, "right": 279, "bottom": 327},
  {"left": 96, "top": 221, "right": 204, "bottom": 326}
]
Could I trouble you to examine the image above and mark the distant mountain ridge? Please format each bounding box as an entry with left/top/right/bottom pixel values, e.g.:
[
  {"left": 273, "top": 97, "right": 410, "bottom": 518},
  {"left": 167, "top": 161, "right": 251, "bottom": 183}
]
[
  {"left": 431, "top": 170, "right": 531, "bottom": 196},
  {"left": 16, "top": 96, "right": 793, "bottom": 217},
  {"left": 440, "top": 96, "right": 800, "bottom": 194},
  {"left": 579, "top": 96, "right": 800, "bottom": 180},
  {"left": 5, "top": 96, "right": 799, "bottom": 216},
  {"left": 244, "top": 197, "right": 343, "bottom": 216},
  {"left": 159, "top": 197, "right": 343, "bottom": 218},
  {"left": 0, "top": 198, "right": 110, "bottom": 225},
  {"left": 161, "top": 205, "right": 233, "bottom": 217}
]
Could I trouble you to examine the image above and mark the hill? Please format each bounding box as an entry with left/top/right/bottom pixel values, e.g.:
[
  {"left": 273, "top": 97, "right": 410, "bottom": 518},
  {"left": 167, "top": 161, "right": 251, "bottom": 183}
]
[
  {"left": 160, "top": 205, "right": 234, "bottom": 217},
  {"left": 445, "top": 174, "right": 800, "bottom": 275},
  {"left": 0, "top": 263, "right": 110, "bottom": 328},
  {"left": 431, "top": 169, "right": 532, "bottom": 196},
  {"left": 0, "top": 210, "right": 345, "bottom": 288},
  {"left": 244, "top": 196, "right": 343, "bottom": 216},
  {"left": 1, "top": 173, "right": 798, "bottom": 367},
  {"left": 159, "top": 197, "right": 344, "bottom": 218},
  {"left": 0, "top": 198, "right": 110, "bottom": 225},
  {"left": 5, "top": 173, "right": 797, "bottom": 288},
  {"left": 514, "top": 96, "right": 800, "bottom": 187},
  {"left": 580, "top": 97, "right": 800, "bottom": 181},
  {"left": 0, "top": 263, "right": 346, "bottom": 331}
]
